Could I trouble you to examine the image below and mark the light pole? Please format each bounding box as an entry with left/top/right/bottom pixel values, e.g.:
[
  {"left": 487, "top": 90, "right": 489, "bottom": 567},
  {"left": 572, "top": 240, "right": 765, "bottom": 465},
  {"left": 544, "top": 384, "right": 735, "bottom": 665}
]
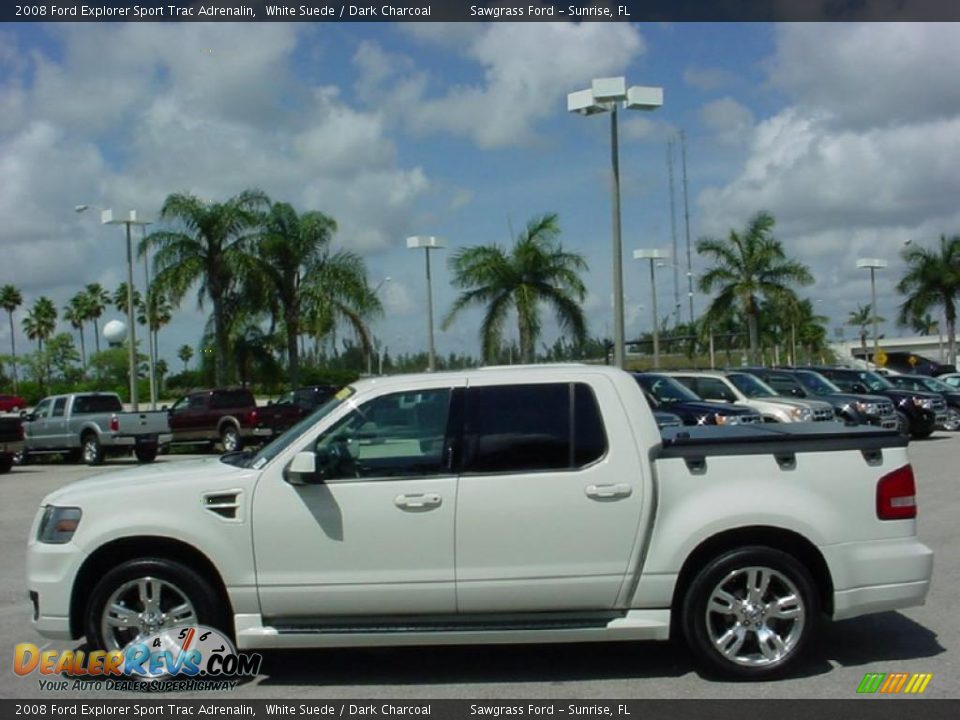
[
  {"left": 856, "top": 258, "right": 887, "bottom": 366},
  {"left": 367, "top": 277, "right": 391, "bottom": 376},
  {"left": 139, "top": 223, "right": 158, "bottom": 409},
  {"left": 634, "top": 249, "right": 670, "bottom": 369},
  {"left": 569, "top": 77, "right": 663, "bottom": 369},
  {"left": 406, "top": 236, "right": 444, "bottom": 372},
  {"left": 77, "top": 205, "right": 149, "bottom": 410}
]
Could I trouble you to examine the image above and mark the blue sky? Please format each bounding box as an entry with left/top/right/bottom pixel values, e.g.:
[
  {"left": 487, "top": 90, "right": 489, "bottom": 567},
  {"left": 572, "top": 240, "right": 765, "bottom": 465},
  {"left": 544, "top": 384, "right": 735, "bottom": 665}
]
[{"left": 2, "top": 21, "right": 959, "bottom": 367}]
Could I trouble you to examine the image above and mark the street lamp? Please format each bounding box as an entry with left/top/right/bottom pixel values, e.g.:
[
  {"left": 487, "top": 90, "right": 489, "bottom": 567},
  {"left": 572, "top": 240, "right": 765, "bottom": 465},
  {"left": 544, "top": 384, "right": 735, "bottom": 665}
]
[
  {"left": 76, "top": 205, "right": 149, "bottom": 410},
  {"left": 368, "top": 277, "right": 391, "bottom": 376},
  {"left": 569, "top": 77, "right": 663, "bottom": 369},
  {"left": 138, "top": 223, "right": 159, "bottom": 409},
  {"left": 406, "top": 236, "right": 444, "bottom": 372},
  {"left": 634, "top": 249, "right": 670, "bottom": 369},
  {"left": 856, "top": 258, "right": 888, "bottom": 367}
]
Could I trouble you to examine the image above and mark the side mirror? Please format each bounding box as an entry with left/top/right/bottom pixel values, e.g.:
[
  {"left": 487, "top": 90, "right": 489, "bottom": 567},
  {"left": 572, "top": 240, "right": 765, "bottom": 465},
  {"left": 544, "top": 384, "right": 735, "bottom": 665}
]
[
  {"left": 283, "top": 450, "right": 323, "bottom": 486},
  {"left": 21, "top": 412, "right": 35, "bottom": 422},
  {"left": 161, "top": 404, "right": 168, "bottom": 411}
]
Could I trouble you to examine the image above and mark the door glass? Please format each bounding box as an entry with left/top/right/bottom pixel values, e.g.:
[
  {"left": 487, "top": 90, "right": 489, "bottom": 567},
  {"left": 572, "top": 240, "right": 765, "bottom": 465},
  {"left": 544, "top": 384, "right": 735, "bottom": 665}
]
[
  {"left": 314, "top": 388, "right": 452, "bottom": 480},
  {"left": 52, "top": 398, "right": 66, "bottom": 417}
]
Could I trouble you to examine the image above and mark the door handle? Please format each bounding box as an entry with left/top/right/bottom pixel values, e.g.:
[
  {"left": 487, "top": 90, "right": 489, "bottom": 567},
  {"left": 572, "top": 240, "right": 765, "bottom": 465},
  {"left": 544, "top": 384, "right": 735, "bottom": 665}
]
[
  {"left": 585, "top": 483, "right": 632, "bottom": 500},
  {"left": 394, "top": 493, "right": 442, "bottom": 510}
]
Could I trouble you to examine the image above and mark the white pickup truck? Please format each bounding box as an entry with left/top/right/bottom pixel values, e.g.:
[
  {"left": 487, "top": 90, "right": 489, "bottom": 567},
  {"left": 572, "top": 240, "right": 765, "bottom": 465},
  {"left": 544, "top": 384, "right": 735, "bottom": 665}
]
[{"left": 26, "top": 366, "right": 933, "bottom": 678}]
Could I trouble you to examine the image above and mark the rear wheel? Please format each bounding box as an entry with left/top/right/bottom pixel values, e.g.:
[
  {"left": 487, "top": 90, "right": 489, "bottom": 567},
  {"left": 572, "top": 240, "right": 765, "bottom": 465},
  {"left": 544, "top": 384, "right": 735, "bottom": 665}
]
[
  {"left": 82, "top": 433, "right": 104, "bottom": 466},
  {"left": 681, "top": 546, "right": 818, "bottom": 679},
  {"left": 134, "top": 445, "right": 158, "bottom": 463}
]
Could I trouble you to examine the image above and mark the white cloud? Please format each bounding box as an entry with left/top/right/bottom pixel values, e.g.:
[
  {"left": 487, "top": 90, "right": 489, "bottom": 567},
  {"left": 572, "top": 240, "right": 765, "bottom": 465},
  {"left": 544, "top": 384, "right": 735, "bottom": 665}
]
[
  {"left": 699, "top": 97, "right": 755, "bottom": 146},
  {"left": 683, "top": 66, "right": 737, "bottom": 91}
]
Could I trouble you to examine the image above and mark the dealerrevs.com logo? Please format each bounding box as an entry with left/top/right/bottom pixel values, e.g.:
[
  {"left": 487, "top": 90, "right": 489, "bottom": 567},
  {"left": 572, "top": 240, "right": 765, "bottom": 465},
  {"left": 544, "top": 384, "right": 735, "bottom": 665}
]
[
  {"left": 14, "top": 625, "right": 262, "bottom": 692},
  {"left": 856, "top": 672, "right": 933, "bottom": 695}
]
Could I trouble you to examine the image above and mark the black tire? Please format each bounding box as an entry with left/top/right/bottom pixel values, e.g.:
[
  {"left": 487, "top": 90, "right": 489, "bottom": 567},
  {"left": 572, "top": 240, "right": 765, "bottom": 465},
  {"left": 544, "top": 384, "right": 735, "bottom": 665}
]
[
  {"left": 220, "top": 425, "right": 242, "bottom": 453},
  {"left": 81, "top": 433, "right": 104, "bottom": 466},
  {"left": 0, "top": 455, "right": 12, "bottom": 473},
  {"left": 681, "top": 546, "right": 818, "bottom": 679},
  {"left": 84, "top": 557, "right": 225, "bottom": 652},
  {"left": 895, "top": 411, "right": 910, "bottom": 437},
  {"left": 134, "top": 445, "right": 158, "bottom": 463}
]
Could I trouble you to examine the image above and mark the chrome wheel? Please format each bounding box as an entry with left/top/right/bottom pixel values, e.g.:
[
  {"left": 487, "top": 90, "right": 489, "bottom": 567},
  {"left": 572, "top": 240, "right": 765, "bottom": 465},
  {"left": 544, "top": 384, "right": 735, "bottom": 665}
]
[
  {"left": 942, "top": 408, "right": 960, "bottom": 432},
  {"left": 705, "top": 566, "right": 806, "bottom": 668},
  {"left": 82, "top": 435, "right": 102, "bottom": 465},
  {"left": 100, "top": 576, "right": 198, "bottom": 651},
  {"left": 221, "top": 427, "right": 240, "bottom": 452}
]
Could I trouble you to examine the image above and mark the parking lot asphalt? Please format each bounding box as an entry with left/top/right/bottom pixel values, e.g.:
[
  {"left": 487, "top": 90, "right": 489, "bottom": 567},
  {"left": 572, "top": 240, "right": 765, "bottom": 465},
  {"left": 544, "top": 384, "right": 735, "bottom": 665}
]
[{"left": 1, "top": 435, "right": 958, "bottom": 700}]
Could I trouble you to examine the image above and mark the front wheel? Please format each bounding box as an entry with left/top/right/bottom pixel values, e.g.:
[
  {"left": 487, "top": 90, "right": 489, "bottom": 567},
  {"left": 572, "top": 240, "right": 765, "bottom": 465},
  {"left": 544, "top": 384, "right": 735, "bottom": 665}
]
[
  {"left": 895, "top": 411, "right": 910, "bottom": 437},
  {"left": 940, "top": 407, "right": 960, "bottom": 432},
  {"left": 0, "top": 455, "right": 12, "bottom": 473},
  {"left": 681, "top": 546, "right": 818, "bottom": 679},
  {"left": 84, "top": 558, "right": 224, "bottom": 652}
]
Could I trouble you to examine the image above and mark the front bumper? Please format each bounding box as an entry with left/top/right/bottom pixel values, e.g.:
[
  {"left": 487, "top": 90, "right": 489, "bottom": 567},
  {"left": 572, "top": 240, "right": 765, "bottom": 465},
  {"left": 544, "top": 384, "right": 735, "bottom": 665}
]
[
  {"left": 26, "top": 535, "right": 87, "bottom": 641},
  {"left": 822, "top": 536, "right": 933, "bottom": 620}
]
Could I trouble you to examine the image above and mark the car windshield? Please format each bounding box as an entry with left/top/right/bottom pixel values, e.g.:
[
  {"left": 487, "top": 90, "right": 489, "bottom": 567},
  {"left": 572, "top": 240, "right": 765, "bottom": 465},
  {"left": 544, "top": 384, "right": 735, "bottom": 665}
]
[
  {"left": 228, "top": 387, "right": 356, "bottom": 469},
  {"left": 795, "top": 371, "right": 841, "bottom": 395},
  {"left": 727, "top": 373, "right": 776, "bottom": 398},
  {"left": 859, "top": 371, "right": 894, "bottom": 391},
  {"left": 635, "top": 374, "right": 700, "bottom": 404},
  {"left": 918, "top": 376, "right": 951, "bottom": 393}
]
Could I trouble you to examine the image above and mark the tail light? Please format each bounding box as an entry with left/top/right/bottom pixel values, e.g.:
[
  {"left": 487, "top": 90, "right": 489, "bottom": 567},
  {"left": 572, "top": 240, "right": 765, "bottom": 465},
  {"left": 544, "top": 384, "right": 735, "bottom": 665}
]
[
  {"left": 248, "top": 409, "right": 258, "bottom": 426},
  {"left": 877, "top": 464, "right": 917, "bottom": 520},
  {"left": 109, "top": 415, "right": 120, "bottom": 432}
]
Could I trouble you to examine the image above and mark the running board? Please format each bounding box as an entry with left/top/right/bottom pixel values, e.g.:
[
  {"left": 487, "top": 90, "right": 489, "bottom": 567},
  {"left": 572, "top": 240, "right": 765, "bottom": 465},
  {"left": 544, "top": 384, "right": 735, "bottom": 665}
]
[{"left": 233, "top": 610, "right": 671, "bottom": 650}]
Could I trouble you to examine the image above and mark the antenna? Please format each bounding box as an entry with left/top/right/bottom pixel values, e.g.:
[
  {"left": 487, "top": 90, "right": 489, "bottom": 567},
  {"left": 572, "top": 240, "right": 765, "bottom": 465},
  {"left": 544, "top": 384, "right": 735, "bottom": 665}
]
[
  {"left": 667, "top": 139, "right": 680, "bottom": 327},
  {"left": 680, "top": 129, "right": 694, "bottom": 325}
]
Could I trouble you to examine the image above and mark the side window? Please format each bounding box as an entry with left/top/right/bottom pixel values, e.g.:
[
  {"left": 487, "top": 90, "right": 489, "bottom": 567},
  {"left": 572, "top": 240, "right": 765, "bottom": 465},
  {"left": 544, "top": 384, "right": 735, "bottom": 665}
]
[
  {"left": 767, "top": 377, "right": 797, "bottom": 395},
  {"left": 188, "top": 395, "right": 207, "bottom": 410},
  {"left": 698, "top": 378, "right": 736, "bottom": 402},
  {"left": 462, "top": 383, "right": 607, "bottom": 474},
  {"left": 314, "top": 388, "right": 452, "bottom": 481},
  {"left": 33, "top": 399, "right": 52, "bottom": 419},
  {"left": 673, "top": 376, "right": 698, "bottom": 396},
  {"left": 52, "top": 398, "right": 66, "bottom": 417}
]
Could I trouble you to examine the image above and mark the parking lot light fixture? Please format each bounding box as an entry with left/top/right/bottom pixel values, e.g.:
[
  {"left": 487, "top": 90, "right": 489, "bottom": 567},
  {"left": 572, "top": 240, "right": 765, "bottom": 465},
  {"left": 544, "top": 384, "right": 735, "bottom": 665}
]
[
  {"left": 856, "top": 257, "right": 888, "bottom": 367},
  {"left": 76, "top": 205, "right": 150, "bottom": 410},
  {"left": 406, "top": 236, "right": 444, "bottom": 372},
  {"left": 634, "top": 249, "right": 670, "bottom": 369},
  {"left": 568, "top": 77, "right": 663, "bottom": 369}
]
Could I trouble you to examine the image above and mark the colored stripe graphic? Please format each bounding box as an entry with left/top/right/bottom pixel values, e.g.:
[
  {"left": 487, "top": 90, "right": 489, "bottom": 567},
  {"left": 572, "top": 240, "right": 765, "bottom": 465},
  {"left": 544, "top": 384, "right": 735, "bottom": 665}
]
[{"left": 857, "top": 672, "right": 932, "bottom": 694}]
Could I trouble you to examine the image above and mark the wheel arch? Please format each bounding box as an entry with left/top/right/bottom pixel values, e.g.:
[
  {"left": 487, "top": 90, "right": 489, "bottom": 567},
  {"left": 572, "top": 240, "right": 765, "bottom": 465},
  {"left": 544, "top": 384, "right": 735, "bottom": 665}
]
[
  {"left": 70, "top": 536, "right": 233, "bottom": 640},
  {"left": 217, "top": 417, "right": 241, "bottom": 435},
  {"left": 669, "top": 525, "right": 834, "bottom": 633}
]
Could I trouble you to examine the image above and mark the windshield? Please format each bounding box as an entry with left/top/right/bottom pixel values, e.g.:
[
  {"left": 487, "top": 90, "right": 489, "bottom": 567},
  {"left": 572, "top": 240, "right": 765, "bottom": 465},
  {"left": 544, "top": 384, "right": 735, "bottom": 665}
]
[
  {"left": 919, "top": 376, "right": 951, "bottom": 393},
  {"left": 795, "top": 371, "right": 841, "bottom": 395},
  {"left": 727, "top": 373, "right": 776, "bottom": 398},
  {"left": 231, "top": 387, "right": 356, "bottom": 469},
  {"left": 635, "top": 374, "right": 700, "bottom": 404},
  {"left": 859, "top": 371, "right": 894, "bottom": 392}
]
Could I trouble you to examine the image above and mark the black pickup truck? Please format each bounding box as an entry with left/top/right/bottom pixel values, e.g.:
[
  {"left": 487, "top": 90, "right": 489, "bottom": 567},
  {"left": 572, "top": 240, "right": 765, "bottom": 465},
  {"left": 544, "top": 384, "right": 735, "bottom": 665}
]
[{"left": 0, "top": 415, "right": 24, "bottom": 473}]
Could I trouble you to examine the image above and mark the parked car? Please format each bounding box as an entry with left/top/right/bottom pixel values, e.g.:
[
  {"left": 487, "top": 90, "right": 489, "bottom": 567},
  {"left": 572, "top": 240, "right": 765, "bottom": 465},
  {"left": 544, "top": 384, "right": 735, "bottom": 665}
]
[
  {"left": 739, "top": 367, "right": 898, "bottom": 430},
  {"left": 0, "top": 393, "right": 27, "bottom": 413},
  {"left": 666, "top": 370, "right": 836, "bottom": 424},
  {"left": 885, "top": 374, "right": 960, "bottom": 431},
  {"left": 0, "top": 415, "right": 23, "bottom": 473},
  {"left": 255, "top": 384, "right": 340, "bottom": 439},
  {"left": 27, "top": 366, "right": 933, "bottom": 679},
  {"left": 853, "top": 350, "right": 956, "bottom": 377},
  {"left": 167, "top": 388, "right": 271, "bottom": 452},
  {"left": 20, "top": 392, "right": 171, "bottom": 465},
  {"left": 813, "top": 367, "right": 947, "bottom": 438},
  {"left": 633, "top": 372, "right": 763, "bottom": 426},
  {"left": 937, "top": 373, "right": 960, "bottom": 390}
]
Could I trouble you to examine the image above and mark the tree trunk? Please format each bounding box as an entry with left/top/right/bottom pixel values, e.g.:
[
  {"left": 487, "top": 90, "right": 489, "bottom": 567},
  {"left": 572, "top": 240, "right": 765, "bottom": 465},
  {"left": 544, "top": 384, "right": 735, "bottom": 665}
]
[
  {"left": 286, "top": 307, "right": 300, "bottom": 390},
  {"left": 93, "top": 318, "right": 101, "bottom": 353},
  {"left": 78, "top": 325, "right": 86, "bottom": 369},
  {"left": 747, "top": 312, "right": 759, "bottom": 365},
  {"left": 212, "top": 296, "right": 227, "bottom": 387},
  {"left": 7, "top": 311, "right": 17, "bottom": 392},
  {"left": 947, "top": 315, "right": 957, "bottom": 368}
]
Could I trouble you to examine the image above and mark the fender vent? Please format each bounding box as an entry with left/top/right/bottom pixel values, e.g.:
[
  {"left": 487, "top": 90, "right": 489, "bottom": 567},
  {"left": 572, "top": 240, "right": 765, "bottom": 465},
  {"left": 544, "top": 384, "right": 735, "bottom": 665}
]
[{"left": 203, "top": 491, "right": 242, "bottom": 521}]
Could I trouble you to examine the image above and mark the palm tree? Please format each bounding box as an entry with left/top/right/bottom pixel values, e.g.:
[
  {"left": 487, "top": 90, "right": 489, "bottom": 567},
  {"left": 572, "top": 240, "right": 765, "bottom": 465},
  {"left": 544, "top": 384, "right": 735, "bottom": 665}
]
[
  {"left": 22, "top": 296, "right": 57, "bottom": 388},
  {"left": 63, "top": 292, "right": 92, "bottom": 368},
  {"left": 141, "top": 190, "right": 269, "bottom": 387},
  {"left": 443, "top": 213, "right": 588, "bottom": 363},
  {"left": 84, "top": 283, "right": 111, "bottom": 353},
  {"left": 178, "top": 344, "right": 194, "bottom": 372},
  {"left": 697, "top": 211, "right": 814, "bottom": 363},
  {"left": 113, "top": 283, "right": 144, "bottom": 318},
  {"left": 906, "top": 311, "right": 939, "bottom": 336},
  {"left": 138, "top": 288, "right": 173, "bottom": 379},
  {"left": 248, "top": 201, "right": 376, "bottom": 388},
  {"left": 897, "top": 234, "right": 960, "bottom": 366},
  {"left": 847, "top": 303, "right": 885, "bottom": 354},
  {"left": 0, "top": 284, "right": 22, "bottom": 391}
]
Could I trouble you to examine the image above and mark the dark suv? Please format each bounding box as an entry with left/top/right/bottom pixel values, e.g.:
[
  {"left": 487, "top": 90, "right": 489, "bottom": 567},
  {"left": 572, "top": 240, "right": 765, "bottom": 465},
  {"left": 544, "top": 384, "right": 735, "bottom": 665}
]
[
  {"left": 739, "top": 367, "right": 898, "bottom": 430},
  {"left": 255, "top": 384, "right": 340, "bottom": 439},
  {"left": 812, "top": 367, "right": 947, "bottom": 438},
  {"left": 167, "top": 388, "right": 270, "bottom": 452},
  {"left": 632, "top": 373, "right": 762, "bottom": 426},
  {"left": 886, "top": 374, "right": 960, "bottom": 432}
]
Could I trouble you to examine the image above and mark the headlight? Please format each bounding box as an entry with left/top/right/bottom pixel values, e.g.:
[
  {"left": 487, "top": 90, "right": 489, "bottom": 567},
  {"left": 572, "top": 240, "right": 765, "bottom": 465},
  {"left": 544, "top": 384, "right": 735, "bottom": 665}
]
[
  {"left": 789, "top": 407, "right": 813, "bottom": 421},
  {"left": 854, "top": 401, "right": 878, "bottom": 414},
  {"left": 37, "top": 506, "right": 82, "bottom": 544},
  {"left": 715, "top": 414, "right": 739, "bottom": 425},
  {"left": 913, "top": 397, "right": 934, "bottom": 409}
]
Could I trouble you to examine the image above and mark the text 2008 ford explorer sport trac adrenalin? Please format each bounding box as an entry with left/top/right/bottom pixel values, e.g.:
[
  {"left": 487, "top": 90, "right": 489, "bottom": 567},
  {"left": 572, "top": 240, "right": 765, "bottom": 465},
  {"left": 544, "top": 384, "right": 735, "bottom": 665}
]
[{"left": 26, "top": 366, "right": 933, "bottom": 678}]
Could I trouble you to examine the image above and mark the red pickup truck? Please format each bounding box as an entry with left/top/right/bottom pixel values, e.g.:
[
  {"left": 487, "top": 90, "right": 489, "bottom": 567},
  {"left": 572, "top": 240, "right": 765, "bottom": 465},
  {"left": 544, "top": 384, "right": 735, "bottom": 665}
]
[{"left": 167, "top": 388, "right": 271, "bottom": 452}]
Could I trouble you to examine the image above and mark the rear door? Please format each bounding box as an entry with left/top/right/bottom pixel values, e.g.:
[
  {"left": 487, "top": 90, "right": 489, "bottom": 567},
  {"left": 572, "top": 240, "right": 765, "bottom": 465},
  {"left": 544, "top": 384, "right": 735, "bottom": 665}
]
[{"left": 454, "top": 378, "right": 644, "bottom": 613}]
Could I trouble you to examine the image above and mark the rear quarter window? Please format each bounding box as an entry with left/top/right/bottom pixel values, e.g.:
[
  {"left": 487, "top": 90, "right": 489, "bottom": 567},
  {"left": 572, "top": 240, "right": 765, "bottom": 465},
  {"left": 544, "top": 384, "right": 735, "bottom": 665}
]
[{"left": 210, "top": 390, "right": 255, "bottom": 409}]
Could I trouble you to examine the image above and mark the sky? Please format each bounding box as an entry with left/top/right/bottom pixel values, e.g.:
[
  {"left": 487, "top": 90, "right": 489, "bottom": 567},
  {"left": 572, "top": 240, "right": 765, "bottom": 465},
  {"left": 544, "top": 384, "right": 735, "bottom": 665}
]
[{"left": 2, "top": 20, "right": 959, "bottom": 369}]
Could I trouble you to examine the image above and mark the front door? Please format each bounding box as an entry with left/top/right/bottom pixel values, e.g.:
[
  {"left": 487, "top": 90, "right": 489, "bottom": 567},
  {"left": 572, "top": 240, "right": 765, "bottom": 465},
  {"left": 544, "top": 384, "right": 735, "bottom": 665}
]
[{"left": 252, "top": 381, "right": 462, "bottom": 620}]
